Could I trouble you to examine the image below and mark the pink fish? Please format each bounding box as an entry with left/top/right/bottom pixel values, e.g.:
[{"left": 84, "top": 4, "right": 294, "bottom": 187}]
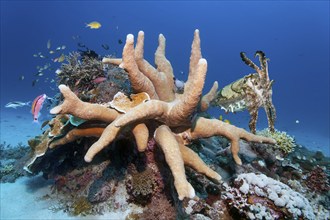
[
  {"left": 92, "top": 77, "right": 107, "bottom": 84},
  {"left": 31, "top": 94, "right": 47, "bottom": 123}
]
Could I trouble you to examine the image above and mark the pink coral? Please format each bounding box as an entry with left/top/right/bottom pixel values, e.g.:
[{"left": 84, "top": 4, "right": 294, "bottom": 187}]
[{"left": 139, "top": 194, "right": 176, "bottom": 220}]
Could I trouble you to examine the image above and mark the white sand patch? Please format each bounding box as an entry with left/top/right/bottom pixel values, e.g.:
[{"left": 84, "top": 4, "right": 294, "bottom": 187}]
[
  {"left": 0, "top": 111, "right": 42, "bottom": 147},
  {"left": 0, "top": 175, "right": 132, "bottom": 219}
]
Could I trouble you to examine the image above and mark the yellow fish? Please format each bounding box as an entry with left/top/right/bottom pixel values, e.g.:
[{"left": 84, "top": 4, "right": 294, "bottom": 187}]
[
  {"left": 219, "top": 115, "right": 231, "bottom": 124},
  {"left": 54, "top": 54, "right": 65, "bottom": 63},
  {"left": 86, "top": 21, "right": 101, "bottom": 29},
  {"left": 224, "top": 119, "right": 231, "bottom": 124}
]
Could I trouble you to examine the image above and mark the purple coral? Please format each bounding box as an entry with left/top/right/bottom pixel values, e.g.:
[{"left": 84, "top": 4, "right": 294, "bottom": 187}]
[
  {"left": 306, "top": 166, "right": 330, "bottom": 192},
  {"left": 139, "top": 194, "right": 176, "bottom": 220}
]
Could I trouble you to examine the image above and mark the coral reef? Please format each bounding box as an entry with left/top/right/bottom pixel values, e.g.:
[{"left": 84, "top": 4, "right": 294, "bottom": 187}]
[
  {"left": 18, "top": 29, "right": 330, "bottom": 219},
  {"left": 48, "top": 30, "right": 275, "bottom": 200},
  {"left": 212, "top": 51, "right": 276, "bottom": 133}
]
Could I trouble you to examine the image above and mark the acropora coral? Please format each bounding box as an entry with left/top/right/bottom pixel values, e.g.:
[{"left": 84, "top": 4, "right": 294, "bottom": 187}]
[
  {"left": 257, "top": 128, "right": 296, "bottom": 154},
  {"left": 47, "top": 30, "right": 275, "bottom": 200}
]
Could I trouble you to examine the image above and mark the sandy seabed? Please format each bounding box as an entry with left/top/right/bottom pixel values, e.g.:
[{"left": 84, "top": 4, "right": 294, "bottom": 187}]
[{"left": 0, "top": 110, "right": 132, "bottom": 219}]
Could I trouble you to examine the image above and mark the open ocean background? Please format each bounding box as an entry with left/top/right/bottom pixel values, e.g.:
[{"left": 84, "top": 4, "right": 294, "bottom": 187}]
[{"left": 1, "top": 1, "right": 329, "bottom": 155}]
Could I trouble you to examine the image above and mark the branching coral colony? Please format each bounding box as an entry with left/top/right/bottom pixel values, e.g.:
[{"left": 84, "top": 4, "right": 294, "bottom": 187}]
[
  {"left": 56, "top": 30, "right": 275, "bottom": 198},
  {"left": 27, "top": 30, "right": 276, "bottom": 201}
]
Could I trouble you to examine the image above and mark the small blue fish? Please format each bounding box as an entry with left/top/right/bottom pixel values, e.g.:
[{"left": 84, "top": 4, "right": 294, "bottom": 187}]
[
  {"left": 5, "top": 101, "right": 31, "bottom": 109},
  {"left": 101, "top": 44, "right": 110, "bottom": 50}
]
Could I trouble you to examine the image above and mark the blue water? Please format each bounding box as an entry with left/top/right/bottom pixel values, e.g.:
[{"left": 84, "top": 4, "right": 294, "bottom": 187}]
[{"left": 1, "top": 1, "right": 329, "bottom": 153}]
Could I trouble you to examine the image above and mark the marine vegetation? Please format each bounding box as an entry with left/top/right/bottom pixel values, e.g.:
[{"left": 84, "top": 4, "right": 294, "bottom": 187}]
[
  {"left": 21, "top": 30, "right": 329, "bottom": 219},
  {"left": 212, "top": 51, "right": 276, "bottom": 134}
]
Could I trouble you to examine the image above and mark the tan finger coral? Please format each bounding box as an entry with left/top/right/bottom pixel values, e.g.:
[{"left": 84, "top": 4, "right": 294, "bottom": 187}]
[{"left": 49, "top": 30, "right": 276, "bottom": 201}]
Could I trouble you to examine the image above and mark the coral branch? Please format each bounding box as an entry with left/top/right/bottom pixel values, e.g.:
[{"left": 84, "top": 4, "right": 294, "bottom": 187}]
[
  {"left": 181, "top": 117, "right": 276, "bottom": 165},
  {"left": 115, "top": 100, "right": 168, "bottom": 127},
  {"left": 120, "top": 34, "right": 158, "bottom": 99},
  {"left": 171, "top": 58, "right": 207, "bottom": 124},
  {"left": 134, "top": 31, "right": 175, "bottom": 101},
  {"left": 49, "top": 127, "right": 105, "bottom": 149},
  {"left": 102, "top": 57, "right": 122, "bottom": 65},
  {"left": 50, "top": 85, "right": 119, "bottom": 123},
  {"left": 85, "top": 123, "right": 121, "bottom": 162},
  {"left": 154, "top": 125, "right": 195, "bottom": 200},
  {"left": 134, "top": 31, "right": 160, "bottom": 88},
  {"left": 200, "top": 81, "right": 218, "bottom": 112},
  {"left": 155, "top": 34, "right": 174, "bottom": 81},
  {"left": 176, "top": 136, "right": 222, "bottom": 182},
  {"left": 132, "top": 123, "right": 149, "bottom": 152},
  {"left": 189, "top": 29, "right": 202, "bottom": 76},
  {"left": 154, "top": 33, "right": 175, "bottom": 101}
]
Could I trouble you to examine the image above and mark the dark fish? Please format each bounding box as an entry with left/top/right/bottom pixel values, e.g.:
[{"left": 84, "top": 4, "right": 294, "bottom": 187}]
[
  {"left": 40, "top": 120, "right": 50, "bottom": 129},
  {"left": 101, "top": 44, "right": 109, "bottom": 50},
  {"left": 35, "top": 72, "right": 43, "bottom": 76},
  {"left": 78, "top": 42, "right": 86, "bottom": 48},
  {"left": 32, "top": 79, "right": 39, "bottom": 87},
  {"left": 78, "top": 49, "right": 99, "bottom": 59},
  {"left": 19, "top": 75, "right": 24, "bottom": 80},
  {"left": 118, "top": 39, "right": 123, "bottom": 44}
]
